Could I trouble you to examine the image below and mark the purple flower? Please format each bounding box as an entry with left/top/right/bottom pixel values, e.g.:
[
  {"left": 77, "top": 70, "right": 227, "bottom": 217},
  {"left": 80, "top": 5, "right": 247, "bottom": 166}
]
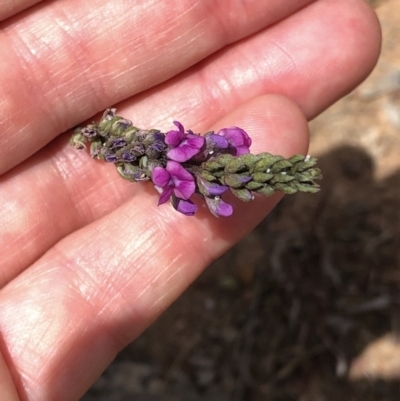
[
  {"left": 205, "top": 196, "right": 233, "bottom": 217},
  {"left": 205, "top": 133, "right": 229, "bottom": 150},
  {"left": 201, "top": 134, "right": 229, "bottom": 161},
  {"left": 217, "top": 127, "right": 252, "bottom": 155},
  {"left": 109, "top": 138, "right": 127, "bottom": 149},
  {"left": 196, "top": 176, "right": 232, "bottom": 217},
  {"left": 152, "top": 161, "right": 196, "bottom": 210},
  {"left": 166, "top": 121, "right": 205, "bottom": 162},
  {"left": 150, "top": 132, "right": 168, "bottom": 153},
  {"left": 121, "top": 151, "right": 136, "bottom": 162},
  {"left": 103, "top": 152, "right": 118, "bottom": 163},
  {"left": 171, "top": 195, "right": 198, "bottom": 216}
]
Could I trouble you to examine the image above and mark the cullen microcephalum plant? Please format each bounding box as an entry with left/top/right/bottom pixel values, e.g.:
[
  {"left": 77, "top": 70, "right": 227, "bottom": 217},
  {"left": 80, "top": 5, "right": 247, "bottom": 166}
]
[{"left": 71, "top": 109, "right": 322, "bottom": 217}]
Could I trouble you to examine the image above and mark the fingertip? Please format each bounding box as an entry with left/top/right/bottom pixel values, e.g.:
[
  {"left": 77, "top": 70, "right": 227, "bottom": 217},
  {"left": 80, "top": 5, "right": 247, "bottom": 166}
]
[
  {"left": 332, "top": 0, "right": 382, "bottom": 86},
  {"left": 302, "top": 0, "right": 382, "bottom": 117}
]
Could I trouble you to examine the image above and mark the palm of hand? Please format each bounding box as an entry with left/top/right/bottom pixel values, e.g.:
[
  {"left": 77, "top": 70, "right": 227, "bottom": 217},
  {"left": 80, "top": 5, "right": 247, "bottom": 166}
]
[{"left": 0, "top": 0, "right": 380, "bottom": 399}]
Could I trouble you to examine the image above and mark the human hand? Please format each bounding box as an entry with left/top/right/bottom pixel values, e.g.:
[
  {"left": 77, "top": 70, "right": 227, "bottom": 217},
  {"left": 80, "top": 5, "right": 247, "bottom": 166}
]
[{"left": 0, "top": 0, "right": 381, "bottom": 399}]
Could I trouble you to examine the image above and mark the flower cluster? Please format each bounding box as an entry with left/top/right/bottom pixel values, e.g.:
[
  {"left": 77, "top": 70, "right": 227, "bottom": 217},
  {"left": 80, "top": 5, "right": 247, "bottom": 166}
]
[{"left": 71, "top": 109, "right": 322, "bottom": 217}]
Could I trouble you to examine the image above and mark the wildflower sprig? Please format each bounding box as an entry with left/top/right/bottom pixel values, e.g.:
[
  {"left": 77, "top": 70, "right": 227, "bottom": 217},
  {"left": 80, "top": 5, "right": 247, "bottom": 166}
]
[{"left": 71, "top": 109, "right": 322, "bottom": 217}]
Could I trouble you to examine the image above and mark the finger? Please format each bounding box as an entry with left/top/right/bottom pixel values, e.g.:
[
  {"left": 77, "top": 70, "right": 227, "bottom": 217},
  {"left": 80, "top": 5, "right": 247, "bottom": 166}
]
[
  {"left": 0, "top": 0, "right": 42, "bottom": 21},
  {"left": 0, "top": 95, "right": 309, "bottom": 401},
  {"left": 0, "top": 0, "right": 314, "bottom": 174}
]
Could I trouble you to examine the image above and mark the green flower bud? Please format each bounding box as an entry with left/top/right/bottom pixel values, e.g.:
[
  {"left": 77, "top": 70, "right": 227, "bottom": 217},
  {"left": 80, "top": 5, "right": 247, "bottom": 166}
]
[
  {"left": 269, "top": 173, "right": 295, "bottom": 184},
  {"left": 230, "top": 188, "right": 253, "bottom": 202},
  {"left": 256, "top": 186, "right": 275, "bottom": 196},
  {"left": 252, "top": 154, "right": 283, "bottom": 172},
  {"left": 252, "top": 172, "right": 274, "bottom": 183},
  {"left": 70, "top": 131, "right": 87, "bottom": 149}
]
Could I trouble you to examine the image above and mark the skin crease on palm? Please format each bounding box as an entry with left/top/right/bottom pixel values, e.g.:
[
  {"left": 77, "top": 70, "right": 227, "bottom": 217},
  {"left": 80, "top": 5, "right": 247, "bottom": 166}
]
[{"left": 0, "top": 0, "right": 381, "bottom": 399}]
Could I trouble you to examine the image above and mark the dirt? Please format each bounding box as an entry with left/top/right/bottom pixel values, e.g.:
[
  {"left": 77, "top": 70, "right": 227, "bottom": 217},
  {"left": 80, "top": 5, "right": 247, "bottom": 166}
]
[{"left": 83, "top": 1, "right": 400, "bottom": 400}]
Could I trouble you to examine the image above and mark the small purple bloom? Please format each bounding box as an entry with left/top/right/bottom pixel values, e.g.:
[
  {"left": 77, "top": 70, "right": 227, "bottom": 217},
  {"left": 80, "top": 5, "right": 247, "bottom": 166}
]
[
  {"left": 197, "top": 176, "right": 232, "bottom": 217},
  {"left": 151, "top": 133, "right": 167, "bottom": 152},
  {"left": 152, "top": 161, "right": 196, "bottom": 205},
  {"left": 186, "top": 132, "right": 226, "bottom": 163},
  {"left": 121, "top": 151, "right": 136, "bottom": 162},
  {"left": 110, "top": 138, "right": 127, "bottom": 149},
  {"left": 205, "top": 196, "right": 233, "bottom": 217},
  {"left": 166, "top": 121, "right": 205, "bottom": 162},
  {"left": 154, "top": 132, "right": 166, "bottom": 142},
  {"left": 172, "top": 195, "right": 198, "bottom": 216},
  {"left": 205, "top": 133, "right": 229, "bottom": 150},
  {"left": 103, "top": 152, "right": 118, "bottom": 163},
  {"left": 217, "top": 127, "right": 252, "bottom": 156}
]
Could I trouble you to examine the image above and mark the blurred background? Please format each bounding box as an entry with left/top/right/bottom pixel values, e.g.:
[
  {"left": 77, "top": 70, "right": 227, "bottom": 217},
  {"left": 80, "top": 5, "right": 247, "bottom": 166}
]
[{"left": 83, "top": 0, "right": 400, "bottom": 399}]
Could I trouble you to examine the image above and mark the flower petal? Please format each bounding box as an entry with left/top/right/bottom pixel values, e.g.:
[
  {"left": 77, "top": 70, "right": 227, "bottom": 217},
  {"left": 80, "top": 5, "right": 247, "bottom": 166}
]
[
  {"left": 165, "top": 161, "right": 194, "bottom": 181},
  {"left": 152, "top": 167, "right": 171, "bottom": 188},
  {"left": 185, "top": 134, "right": 205, "bottom": 149},
  {"left": 172, "top": 196, "right": 198, "bottom": 216},
  {"left": 158, "top": 161, "right": 194, "bottom": 199},
  {"left": 205, "top": 196, "right": 233, "bottom": 217},
  {"left": 158, "top": 187, "right": 173, "bottom": 205},
  {"left": 218, "top": 127, "right": 252, "bottom": 155},
  {"left": 104, "top": 153, "right": 118, "bottom": 163},
  {"left": 173, "top": 121, "right": 185, "bottom": 132},
  {"left": 121, "top": 151, "right": 136, "bottom": 162},
  {"left": 174, "top": 180, "right": 196, "bottom": 200},
  {"left": 219, "top": 127, "right": 252, "bottom": 147},
  {"left": 110, "top": 138, "right": 127, "bottom": 149},
  {"left": 235, "top": 145, "right": 251, "bottom": 156},
  {"left": 205, "top": 133, "right": 229, "bottom": 149},
  {"left": 197, "top": 176, "right": 228, "bottom": 197},
  {"left": 165, "top": 130, "right": 184, "bottom": 147},
  {"left": 166, "top": 134, "right": 205, "bottom": 162},
  {"left": 166, "top": 147, "right": 192, "bottom": 162}
]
